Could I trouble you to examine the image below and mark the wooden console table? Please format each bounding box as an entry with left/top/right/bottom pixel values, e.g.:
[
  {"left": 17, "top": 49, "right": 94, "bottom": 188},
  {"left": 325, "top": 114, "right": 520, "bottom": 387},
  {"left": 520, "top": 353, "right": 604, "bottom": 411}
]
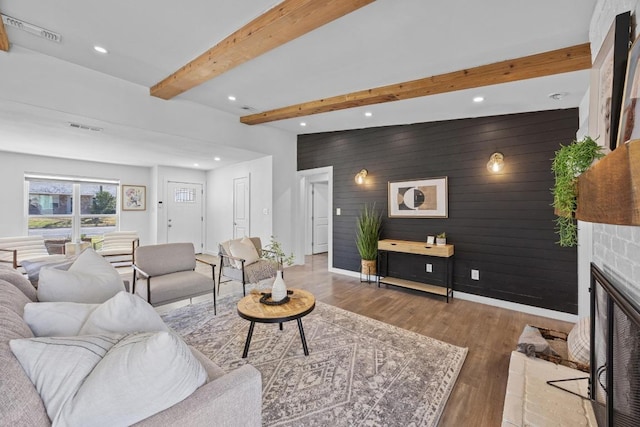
[{"left": 377, "top": 239, "right": 454, "bottom": 302}]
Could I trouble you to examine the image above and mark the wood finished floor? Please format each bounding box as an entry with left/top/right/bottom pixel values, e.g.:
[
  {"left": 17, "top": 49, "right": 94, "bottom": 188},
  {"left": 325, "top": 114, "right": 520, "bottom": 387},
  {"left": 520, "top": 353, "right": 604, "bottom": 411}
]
[
  {"left": 280, "top": 253, "right": 573, "bottom": 427},
  {"left": 142, "top": 253, "right": 573, "bottom": 426}
]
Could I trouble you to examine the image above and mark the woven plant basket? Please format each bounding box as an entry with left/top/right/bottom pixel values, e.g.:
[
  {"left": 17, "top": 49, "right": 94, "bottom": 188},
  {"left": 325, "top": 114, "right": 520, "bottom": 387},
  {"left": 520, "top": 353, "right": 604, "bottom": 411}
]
[{"left": 361, "top": 259, "right": 377, "bottom": 276}]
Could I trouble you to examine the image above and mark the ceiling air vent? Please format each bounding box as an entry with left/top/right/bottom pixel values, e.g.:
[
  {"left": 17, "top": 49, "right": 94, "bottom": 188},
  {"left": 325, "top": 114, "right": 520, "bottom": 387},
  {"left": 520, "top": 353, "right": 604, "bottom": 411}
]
[
  {"left": 68, "top": 122, "right": 103, "bottom": 132},
  {"left": 1, "top": 15, "right": 61, "bottom": 43}
]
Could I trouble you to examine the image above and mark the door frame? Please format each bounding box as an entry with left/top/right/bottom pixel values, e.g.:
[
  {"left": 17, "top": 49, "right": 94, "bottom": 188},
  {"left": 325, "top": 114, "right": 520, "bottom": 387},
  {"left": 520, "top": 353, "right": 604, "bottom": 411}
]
[{"left": 295, "top": 166, "right": 333, "bottom": 268}]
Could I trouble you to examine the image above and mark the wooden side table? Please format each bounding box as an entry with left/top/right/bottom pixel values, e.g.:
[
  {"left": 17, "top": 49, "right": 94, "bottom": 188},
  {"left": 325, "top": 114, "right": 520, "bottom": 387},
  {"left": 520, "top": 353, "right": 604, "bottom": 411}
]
[{"left": 237, "top": 289, "right": 315, "bottom": 358}]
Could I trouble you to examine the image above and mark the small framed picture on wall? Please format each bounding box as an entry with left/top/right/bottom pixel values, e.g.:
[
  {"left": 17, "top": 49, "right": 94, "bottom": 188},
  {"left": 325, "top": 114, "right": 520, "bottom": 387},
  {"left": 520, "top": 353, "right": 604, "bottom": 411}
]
[{"left": 122, "top": 185, "right": 146, "bottom": 211}]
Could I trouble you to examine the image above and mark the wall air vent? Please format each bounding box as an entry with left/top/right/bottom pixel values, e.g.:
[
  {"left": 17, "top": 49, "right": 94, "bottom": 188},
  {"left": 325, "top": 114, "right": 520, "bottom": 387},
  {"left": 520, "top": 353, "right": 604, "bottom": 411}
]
[
  {"left": 68, "top": 122, "right": 103, "bottom": 132},
  {"left": 1, "top": 14, "right": 61, "bottom": 43}
]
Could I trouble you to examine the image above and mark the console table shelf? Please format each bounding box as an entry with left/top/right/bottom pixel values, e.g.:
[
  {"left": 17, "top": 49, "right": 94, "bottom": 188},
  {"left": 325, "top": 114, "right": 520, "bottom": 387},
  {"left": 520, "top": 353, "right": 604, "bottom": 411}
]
[{"left": 377, "top": 239, "right": 454, "bottom": 302}]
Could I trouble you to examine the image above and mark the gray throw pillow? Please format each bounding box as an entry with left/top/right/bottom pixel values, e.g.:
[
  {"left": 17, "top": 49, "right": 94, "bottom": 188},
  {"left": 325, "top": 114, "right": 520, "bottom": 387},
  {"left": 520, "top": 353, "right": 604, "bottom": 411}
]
[
  {"left": 21, "top": 256, "right": 75, "bottom": 283},
  {"left": 516, "top": 324, "right": 559, "bottom": 357}
]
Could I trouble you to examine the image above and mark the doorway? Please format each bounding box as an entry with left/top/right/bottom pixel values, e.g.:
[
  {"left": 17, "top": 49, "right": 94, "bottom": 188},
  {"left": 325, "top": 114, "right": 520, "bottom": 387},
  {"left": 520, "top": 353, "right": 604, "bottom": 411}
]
[
  {"left": 166, "top": 181, "right": 203, "bottom": 252},
  {"left": 296, "top": 167, "right": 333, "bottom": 268}
]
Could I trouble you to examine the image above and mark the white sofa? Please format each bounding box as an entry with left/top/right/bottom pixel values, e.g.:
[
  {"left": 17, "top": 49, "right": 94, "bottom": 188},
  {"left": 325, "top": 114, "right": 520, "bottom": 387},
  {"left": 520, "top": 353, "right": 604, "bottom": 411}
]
[{"left": 0, "top": 264, "right": 262, "bottom": 426}]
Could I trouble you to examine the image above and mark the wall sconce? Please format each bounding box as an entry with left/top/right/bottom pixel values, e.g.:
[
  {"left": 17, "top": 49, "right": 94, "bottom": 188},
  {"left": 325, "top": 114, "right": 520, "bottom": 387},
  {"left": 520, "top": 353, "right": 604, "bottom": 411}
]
[
  {"left": 487, "top": 152, "right": 505, "bottom": 173},
  {"left": 355, "top": 169, "right": 368, "bottom": 184}
]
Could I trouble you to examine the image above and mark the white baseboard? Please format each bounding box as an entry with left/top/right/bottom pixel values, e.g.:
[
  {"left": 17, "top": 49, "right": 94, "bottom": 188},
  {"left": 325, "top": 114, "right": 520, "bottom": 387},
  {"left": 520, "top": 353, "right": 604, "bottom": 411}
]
[
  {"left": 329, "top": 267, "right": 578, "bottom": 323},
  {"left": 453, "top": 292, "right": 578, "bottom": 323}
]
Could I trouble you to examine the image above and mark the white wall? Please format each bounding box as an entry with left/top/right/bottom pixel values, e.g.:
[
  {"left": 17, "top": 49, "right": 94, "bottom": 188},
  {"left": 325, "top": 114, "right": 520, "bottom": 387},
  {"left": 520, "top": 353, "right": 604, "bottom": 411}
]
[
  {"left": 0, "top": 45, "right": 298, "bottom": 255},
  {"left": 0, "top": 150, "right": 153, "bottom": 243},
  {"left": 206, "top": 156, "right": 273, "bottom": 254},
  {"left": 587, "top": 0, "right": 640, "bottom": 307}
]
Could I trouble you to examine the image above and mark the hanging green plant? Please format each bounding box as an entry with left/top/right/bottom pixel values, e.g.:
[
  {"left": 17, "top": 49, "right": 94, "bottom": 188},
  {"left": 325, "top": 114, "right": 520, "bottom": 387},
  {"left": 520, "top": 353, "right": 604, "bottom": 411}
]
[{"left": 551, "top": 135, "right": 604, "bottom": 247}]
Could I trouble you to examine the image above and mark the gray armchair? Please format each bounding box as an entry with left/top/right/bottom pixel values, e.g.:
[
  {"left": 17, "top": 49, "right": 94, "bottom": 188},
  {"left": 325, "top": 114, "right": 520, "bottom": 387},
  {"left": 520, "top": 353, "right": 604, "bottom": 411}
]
[
  {"left": 218, "top": 237, "right": 277, "bottom": 296},
  {"left": 132, "top": 243, "right": 217, "bottom": 314}
]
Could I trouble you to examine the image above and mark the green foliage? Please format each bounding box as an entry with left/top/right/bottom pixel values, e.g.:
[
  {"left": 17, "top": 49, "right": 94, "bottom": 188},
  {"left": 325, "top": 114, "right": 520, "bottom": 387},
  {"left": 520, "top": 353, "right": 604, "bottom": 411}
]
[
  {"left": 436, "top": 232, "right": 446, "bottom": 238},
  {"left": 262, "top": 235, "right": 295, "bottom": 267},
  {"left": 91, "top": 189, "right": 116, "bottom": 214},
  {"left": 551, "top": 136, "right": 604, "bottom": 247},
  {"left": 355, "top": 203, "right": 382, "bottom": 261}
]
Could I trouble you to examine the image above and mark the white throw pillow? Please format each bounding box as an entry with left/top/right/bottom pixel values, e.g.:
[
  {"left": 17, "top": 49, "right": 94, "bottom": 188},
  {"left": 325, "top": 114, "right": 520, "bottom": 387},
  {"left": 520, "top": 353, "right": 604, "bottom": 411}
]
[
  {"left": 59, "top": 331, "right": 207, "bottom": 426},
  {"left": 37, "top": 248, "right": 125, "bottom": 303},
  {"left": 9, "top": 334, "right": 122, "bottom": 422},
  {"left": 79, "top": 291, "right": 168, "bottom": 335},
  {"left": 24, "top": 301, "right": 99, "bottom": 337},
  {"left": 229, "top": 237, "right": 260, "bottom": 269}
]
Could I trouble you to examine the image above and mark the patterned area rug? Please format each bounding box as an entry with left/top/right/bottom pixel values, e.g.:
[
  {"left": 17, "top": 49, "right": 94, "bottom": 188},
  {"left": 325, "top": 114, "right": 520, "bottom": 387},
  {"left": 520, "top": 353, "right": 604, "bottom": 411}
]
[{"left": 163, "top": 296, "right": 467, "bottom": 426}]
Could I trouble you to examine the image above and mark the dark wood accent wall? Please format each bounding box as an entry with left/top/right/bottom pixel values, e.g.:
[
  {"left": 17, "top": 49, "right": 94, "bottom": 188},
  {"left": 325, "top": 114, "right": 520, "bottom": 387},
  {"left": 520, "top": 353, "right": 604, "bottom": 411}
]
[{"left": 298, "top": 109, "right": 579, "bottom": 314}]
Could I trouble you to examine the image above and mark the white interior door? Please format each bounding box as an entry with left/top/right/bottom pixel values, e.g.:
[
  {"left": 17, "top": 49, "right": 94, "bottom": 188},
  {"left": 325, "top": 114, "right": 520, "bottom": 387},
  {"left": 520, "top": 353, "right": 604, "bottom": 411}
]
[
  {"left": 312, "top": 182, "right": 329, "bottom": 254},
  {"left": 233, "top": 176, "right": 250, "bottom": 238},
  {"left": 166, "top": 181, "right": 203, "bottom": 252}
]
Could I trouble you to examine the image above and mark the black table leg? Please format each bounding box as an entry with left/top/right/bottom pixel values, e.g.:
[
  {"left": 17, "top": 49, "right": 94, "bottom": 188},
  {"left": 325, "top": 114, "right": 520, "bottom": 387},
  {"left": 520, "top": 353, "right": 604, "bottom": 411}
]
[
  {"left": 279, "top": 322, "right": 283, "bottom": 331},
  {"left": 242, "top": 321, "right": 256, "bottom": 358},
  {"left": 297, "top": 318, "right": 309, "bottom": 356}
]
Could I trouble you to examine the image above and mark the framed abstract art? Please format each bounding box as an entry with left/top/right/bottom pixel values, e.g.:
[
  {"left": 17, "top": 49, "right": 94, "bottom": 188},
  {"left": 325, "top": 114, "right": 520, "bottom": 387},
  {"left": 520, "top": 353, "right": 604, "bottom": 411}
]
[
  {"left": 122, "top": 185, "right": 146, "bottom": 211},
  {"left": 388, "top": 177, "right": 448, "bottom": 218},
  {"left": 589, "top": 11, "right": 631, "bottom": 150}
]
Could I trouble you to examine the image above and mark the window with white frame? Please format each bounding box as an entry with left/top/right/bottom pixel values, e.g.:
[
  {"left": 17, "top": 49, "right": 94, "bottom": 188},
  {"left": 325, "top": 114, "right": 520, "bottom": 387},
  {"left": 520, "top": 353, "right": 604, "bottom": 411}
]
[{"left": 25, "top": 175, "right": 119, "bottom": 242}]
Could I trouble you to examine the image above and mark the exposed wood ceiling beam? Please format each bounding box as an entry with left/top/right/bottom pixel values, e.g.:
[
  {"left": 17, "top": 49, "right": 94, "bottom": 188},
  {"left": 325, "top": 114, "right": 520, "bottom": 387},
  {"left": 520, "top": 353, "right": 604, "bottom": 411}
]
[
  {"left": 0, "top": 13, "right": 10, "bottom": 52},
  {"left": 241, "top": 43, "right": 592, "bottom": 125},
  {"left": 150, "top": 0, "right": 376, "bottom": 100}
]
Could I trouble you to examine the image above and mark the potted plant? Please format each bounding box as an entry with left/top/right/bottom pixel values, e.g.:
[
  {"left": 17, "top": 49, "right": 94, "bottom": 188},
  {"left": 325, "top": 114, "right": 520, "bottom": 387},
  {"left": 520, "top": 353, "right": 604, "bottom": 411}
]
[
  {"left": 262, "top": 235, "right": 295, "bottom": 267},
  {"left": 436, "top": 232, "right": 447, "bottom": 246},
  {"left": 551, "top": 135, "right": 604, "bottom": 247},
  {"left": 355, "top": 203, "right": 382, "bottom": 276}
]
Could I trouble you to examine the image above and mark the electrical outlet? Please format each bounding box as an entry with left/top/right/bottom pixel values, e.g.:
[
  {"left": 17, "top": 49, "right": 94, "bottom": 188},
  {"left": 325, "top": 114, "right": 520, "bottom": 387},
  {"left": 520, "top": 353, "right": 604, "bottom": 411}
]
[
  {"left": 471, "top": 269, "right": 480, "bottom": 280},
  {"left": 426, "top": 263, "right": 433, "bottom": 273},
  {"left": 336, "top": 208, "right": 341, "bottom": 215}
]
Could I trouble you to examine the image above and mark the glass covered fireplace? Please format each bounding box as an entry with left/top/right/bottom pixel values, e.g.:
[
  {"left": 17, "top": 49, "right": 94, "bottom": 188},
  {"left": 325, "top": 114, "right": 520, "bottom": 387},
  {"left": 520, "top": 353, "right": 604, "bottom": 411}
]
[{"left": 590, "top": 263, "right": 640, "bottom": 426}]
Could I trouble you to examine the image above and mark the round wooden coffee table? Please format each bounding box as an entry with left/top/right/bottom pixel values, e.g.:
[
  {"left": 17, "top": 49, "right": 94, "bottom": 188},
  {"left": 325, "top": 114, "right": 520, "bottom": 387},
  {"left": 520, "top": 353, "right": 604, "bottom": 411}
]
[{"left": 237, "top": 288, "right": 315, "bottom": 358}]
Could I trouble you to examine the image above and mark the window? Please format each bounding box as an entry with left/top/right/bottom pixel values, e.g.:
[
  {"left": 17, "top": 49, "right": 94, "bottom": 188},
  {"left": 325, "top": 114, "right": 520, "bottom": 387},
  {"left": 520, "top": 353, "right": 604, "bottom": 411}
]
[
  {"left": 174, "top": 187, "right": 196, "bottom": 203},
  {"left": 26, "top": 175, "right": 119, "bottom": 241}
]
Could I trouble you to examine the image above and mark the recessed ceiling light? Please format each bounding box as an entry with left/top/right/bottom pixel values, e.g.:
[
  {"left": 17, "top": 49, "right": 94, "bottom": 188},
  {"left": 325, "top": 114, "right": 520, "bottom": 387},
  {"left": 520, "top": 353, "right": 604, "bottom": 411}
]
[
  {"left": 300, "top": 122, "right": 307, "bottom": 127},
  {"left": 364, "top": 111, "right": 373, "bottom": 117},
  {"left": 473, "top": 96, "right": 484, "bottom": 103},
  {"left": 228, "top": 95, "right": 236, "bottom": 101},
  {"left": 93, "top": 45, "right": 108, "bottom": 54},
  {"left": 214, "top": 157, "right": 221, "bottom": 161},
  {"left": 193, "top": 163, "right": 199, "bottom": 167}
]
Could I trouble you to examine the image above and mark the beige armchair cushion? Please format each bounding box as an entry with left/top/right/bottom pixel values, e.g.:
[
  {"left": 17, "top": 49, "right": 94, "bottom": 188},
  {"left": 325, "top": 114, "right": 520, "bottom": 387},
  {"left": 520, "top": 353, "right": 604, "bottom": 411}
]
[
  {"left": 229, "top": 238, "right": 260, "bottom": 268},
  {"left": 133, "top": 243, "right": 215, "bottom": 307}
]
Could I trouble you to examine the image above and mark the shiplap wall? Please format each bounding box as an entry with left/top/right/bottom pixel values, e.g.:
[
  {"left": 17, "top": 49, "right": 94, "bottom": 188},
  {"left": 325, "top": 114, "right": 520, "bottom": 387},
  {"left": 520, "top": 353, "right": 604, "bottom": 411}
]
[{"left": 298, "top": 109, "right": 579, "bottom": 313}]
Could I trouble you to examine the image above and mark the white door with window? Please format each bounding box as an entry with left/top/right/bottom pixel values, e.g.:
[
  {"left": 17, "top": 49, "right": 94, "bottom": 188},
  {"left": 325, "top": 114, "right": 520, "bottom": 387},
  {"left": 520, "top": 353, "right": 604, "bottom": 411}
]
[
  {"left": 312, "top": 182, "right": 329, "bottom": 254},
  {"left": 233, "top": 176, "right": 250, "bottom": 239},
  {"left": 167, "top": 181, "right": 203, "bottom": 252}
]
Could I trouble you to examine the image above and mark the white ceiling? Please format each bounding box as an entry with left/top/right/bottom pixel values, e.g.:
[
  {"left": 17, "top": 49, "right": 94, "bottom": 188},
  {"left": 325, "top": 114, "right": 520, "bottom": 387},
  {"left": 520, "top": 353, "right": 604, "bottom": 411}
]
[{"left": 0, "top": 0, "right": 596, "bottom": 169}]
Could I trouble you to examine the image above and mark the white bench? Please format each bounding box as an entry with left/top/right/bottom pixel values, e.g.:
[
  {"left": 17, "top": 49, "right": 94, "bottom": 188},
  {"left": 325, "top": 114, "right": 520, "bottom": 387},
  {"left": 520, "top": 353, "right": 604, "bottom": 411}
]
[
  {"left": 94, "top": 231, "right": 139, "bottom": 265},
  {"left": 0, "top": 235, "right": 64, "bottom": 269},
  {"left": 502, "top": 351, "right": 596, "bottom": 426}
]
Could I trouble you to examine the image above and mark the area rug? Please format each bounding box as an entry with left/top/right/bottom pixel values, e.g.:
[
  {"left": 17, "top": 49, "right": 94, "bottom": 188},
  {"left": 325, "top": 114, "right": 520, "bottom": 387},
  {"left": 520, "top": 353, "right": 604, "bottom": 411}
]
[{"left": 162, "top": 296, "right": 467, "bottom": 426}]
